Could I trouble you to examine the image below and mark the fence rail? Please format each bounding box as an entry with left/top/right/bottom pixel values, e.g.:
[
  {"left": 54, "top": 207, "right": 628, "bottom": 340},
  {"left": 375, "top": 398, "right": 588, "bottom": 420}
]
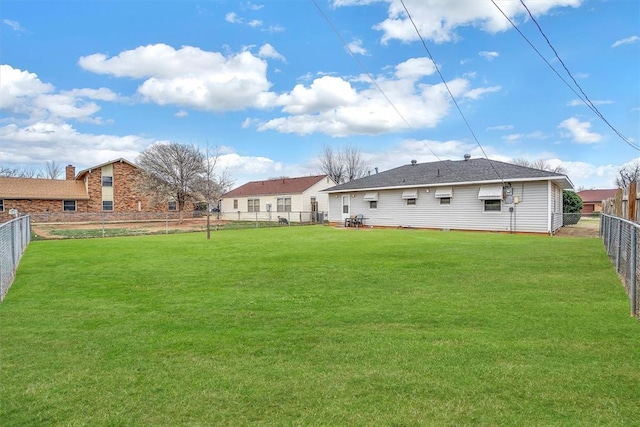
[
  {"left": 0, "top": 215, "right": 31, "bottom": 301},
  {"left": 601, "top": 214, "right": 639, "bottom": 319}
]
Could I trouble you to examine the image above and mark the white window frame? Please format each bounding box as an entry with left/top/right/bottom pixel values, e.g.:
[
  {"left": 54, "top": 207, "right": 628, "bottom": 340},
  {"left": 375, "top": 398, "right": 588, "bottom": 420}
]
[
  {"left": 233, "top": 199, "right": 238, "bottom": 209},
  {"left": 439, "top": 197, "right": 451, "bottom": 205},
  {"left": 276, "top": 197, "right": 292, "bottom": 212},
  {"left": 63, "top": 200, "right": 76, "bottom": 211},
  {"left": 248, "top": 198, "right": 260, "bottom": 212}
]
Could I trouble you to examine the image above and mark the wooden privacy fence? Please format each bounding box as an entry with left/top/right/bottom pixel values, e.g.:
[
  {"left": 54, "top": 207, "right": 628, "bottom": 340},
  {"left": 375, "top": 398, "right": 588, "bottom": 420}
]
[{"left": 602, "top": 182, "right": 638, "bottom": 222}]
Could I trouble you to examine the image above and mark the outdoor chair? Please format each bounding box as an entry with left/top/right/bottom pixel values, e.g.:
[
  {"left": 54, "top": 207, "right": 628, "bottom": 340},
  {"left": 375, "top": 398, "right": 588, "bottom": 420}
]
[{"left": 352, "top": 214, "right": 364, "bottom": 228}]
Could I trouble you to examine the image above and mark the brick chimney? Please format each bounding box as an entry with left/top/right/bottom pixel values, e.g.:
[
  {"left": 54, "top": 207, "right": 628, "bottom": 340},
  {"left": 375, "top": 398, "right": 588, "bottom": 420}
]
[{"left": 65, "top": 165, "right": 76, "bottom": 180}]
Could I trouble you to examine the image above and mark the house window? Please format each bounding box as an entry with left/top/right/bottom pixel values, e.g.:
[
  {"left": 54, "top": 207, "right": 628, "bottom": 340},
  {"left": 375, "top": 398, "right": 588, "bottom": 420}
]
[
  {"left": 233, "top": 199, "right": 238, "bottom": 209},
  {"left": 248, "top": 199, "right": 260, "bottom": 212},
  {"left": 168, "top": 201, "right": 177, "bottom": 211},
  {"left": 440, "top": 197, "right": 451, "bottom": 205},
  {"left": 102, "top": 201, "right": 114, "bottom": 211},
  {"left": 484, "top": 200, "right": 501, "bottom": 212},
  {"left": 402, "top": 189, "right": 418, "bottom": 206},
  {"left": 63, "top": 200, "right": 76, "bottom": 211},
  {"left": 102, "top": 176, "right": 113, "bottom": 187},
  {"left": 277, "top": 197, "right": 292, "bottom": 212},
  {"left": 0, "top": 199, "right": 3, "bottom": 212},
  {"left": 369, "top": 200, "right": 377, "bottom": 209}
]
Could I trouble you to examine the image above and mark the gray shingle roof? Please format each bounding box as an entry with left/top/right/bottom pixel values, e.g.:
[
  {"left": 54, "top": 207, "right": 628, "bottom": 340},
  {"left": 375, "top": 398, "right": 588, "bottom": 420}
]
[{"left": 325, "top": 158, "right": 573, "bottom": 192}]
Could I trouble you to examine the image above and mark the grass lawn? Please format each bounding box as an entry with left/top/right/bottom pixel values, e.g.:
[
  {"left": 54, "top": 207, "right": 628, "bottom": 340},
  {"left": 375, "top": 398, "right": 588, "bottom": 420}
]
[{"left": 1, "top": 227, "right": 638, "bottom": 425}]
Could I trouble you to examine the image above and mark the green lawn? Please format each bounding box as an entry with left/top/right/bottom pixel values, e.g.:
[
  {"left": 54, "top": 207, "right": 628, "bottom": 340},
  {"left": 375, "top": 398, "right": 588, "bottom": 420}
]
[{"left": 1, "top": 227, "right": 638, "bottom": 425}]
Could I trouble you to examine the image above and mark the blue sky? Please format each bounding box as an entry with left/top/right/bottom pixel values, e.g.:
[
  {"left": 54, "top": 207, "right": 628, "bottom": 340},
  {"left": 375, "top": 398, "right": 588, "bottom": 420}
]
[{"left": 1, "top": 0, "right": 638, "bottom": 190}]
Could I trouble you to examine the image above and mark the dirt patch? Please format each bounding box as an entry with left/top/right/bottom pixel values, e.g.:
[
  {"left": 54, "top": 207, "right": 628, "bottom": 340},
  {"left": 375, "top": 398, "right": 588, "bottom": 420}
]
[
  {"left": 553, "top": 219, "right": 600, "bottom": 238},
  {"left": 31, "top": 218, "right": 220, "bottom": 239}
]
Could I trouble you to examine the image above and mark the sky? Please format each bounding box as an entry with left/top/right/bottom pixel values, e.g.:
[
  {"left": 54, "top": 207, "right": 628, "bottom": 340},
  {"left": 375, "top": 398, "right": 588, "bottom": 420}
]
[{"left": 1, "top": 0, "right": 639, "bottom": 190}]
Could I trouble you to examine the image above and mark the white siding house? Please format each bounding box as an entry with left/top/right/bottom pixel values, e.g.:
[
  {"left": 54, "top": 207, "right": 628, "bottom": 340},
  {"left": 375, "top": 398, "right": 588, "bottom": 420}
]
[
  {"left": 220, "top": 175, "right": 337, "bottom": 223},
  {"left": 325, "top": 157, "right": 573, "bottom": 234}
]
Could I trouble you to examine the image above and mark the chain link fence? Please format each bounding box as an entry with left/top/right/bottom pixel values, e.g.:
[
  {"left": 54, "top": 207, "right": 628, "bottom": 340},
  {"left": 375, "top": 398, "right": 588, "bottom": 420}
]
[
  {"left": 0, "top": 215, "right": 31, "bottom": 301},
  {"left": 601, "top": 214, "right": 639, "bottom": 319}
]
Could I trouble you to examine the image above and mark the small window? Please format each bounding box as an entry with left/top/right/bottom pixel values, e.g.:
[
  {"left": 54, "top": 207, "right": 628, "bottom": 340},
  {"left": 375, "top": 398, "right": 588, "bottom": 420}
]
[
  {"left": 277, "top": 197, "right": 292, "bottom": 212},
  {"left": 63, "top": 200, "right": 76, "bottom": 211},
  {"left": 406, "top": 198, "right": 416, "bottom": 206},
  {"left": 369, "top": 200, "right": 377, "bottom": 209},
  {"left": 233, "top": 199, "right": 238, "bottom": 209},
  {"left": 102, "top": 176, "right": 113, "bottom": 187},
  {"left": 248, "top": 198, "right": 260, "bottom": 212},
  {"left": 0, "top": 199, "right": 4, "bottom": 212},
  {"left": 168, "top": 201, "right": 177, "bottom": 211},
  {"left": 102, "top": 200, "right": 113, "bottom": 211},
  {"left": 484, "top": 199, "right": 501, "bottom": 212},
  {"left": 440, "top": 197, "right": 451, "bottom": 205}
]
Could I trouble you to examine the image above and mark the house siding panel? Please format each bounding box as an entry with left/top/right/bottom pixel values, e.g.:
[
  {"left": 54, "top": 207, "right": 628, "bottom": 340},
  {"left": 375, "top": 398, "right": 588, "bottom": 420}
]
[{"left": 330, "top": 181, "right": 553, "bottom": 233}]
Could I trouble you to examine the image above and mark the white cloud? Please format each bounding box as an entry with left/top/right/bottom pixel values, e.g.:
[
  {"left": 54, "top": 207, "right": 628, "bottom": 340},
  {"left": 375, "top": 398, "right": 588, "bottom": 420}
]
[
  {"left": 567, "top": 99, "right": 613, "bottom": 107},
  {"left": 356, "top": 0, "right": 583, "bottom": 44},
  {"left": 225, "top": 12, "right": 242, "bottom": 24},
  {"left": 255, "top": 56, "right": 498, "bottom": 136},
  {"left": 3, "top": 19, "right": 26, "bottom": 32},
  {"left": 174, "top": 110, "right": 189, "bottom": 118},
  {"left": 479, "top": 51, "right": 499, "bottom": 61},
  {"left": 79, "top": 44, "right": 272, "bottom": 112},
  {"left": 612, "top": 35, "right": 639, "bottom": 48},
  {"left": 258, "top": 43, "right": 286, "bottom": 62},
  {"left": 486, "top": 124, "right": 514, "bottom": 131},
  {"left": 346, "top": 39, "right": 368, "bottom": 55},
  {"left": 247, "top": 19, "right": 263, "bottom": 27},
  {"left": 503, "top": 133, "right": 523, "bottom": 142},
  {"left": 0, "top": 65, "right": 117, "bottom": 124},
  {"left": 558, "top": 117, "right": 602, "bottom": 144},
  {"left": 0, "top": 121, "right": 157, "bottom": 170},
  {"left": 463, "top": 85, "right": 501, "bottom": 100}
]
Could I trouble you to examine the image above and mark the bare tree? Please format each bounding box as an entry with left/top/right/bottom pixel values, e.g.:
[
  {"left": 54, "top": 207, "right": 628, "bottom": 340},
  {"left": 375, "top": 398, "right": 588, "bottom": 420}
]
[
  {"left": 319, "top": 144, "right": 369, "bottom": 184},
  {"left": 0, "top": 166, "right": 22, "bottom": 177},
  {"left": 511, "top": 158, "right": 566, "bottom": 174},
  {"left": 43, "top": 160, "right": 63, "bottom": 179},
  {"left": 319, "top": 145, "right": 344, "bottom": 184},
  {"left": 343, "top": 145, "right": 369, "bottom": 182},
  {"left": 198, "top": 145, "right": 234, "bottom": 239},
  {"left": 136, "top": 142, "right": 207, "bottom": 223},
  {"left": 615, "top": 159, "right": 640, "bottom": 189}
]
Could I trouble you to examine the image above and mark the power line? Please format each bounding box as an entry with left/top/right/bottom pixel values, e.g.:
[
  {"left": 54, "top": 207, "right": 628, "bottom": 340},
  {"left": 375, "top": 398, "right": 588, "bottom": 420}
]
[
  {"left": 491, "top": 0, "right": 639, "bottom": 151},
  {"left": 398, "top": 0, "right": 505, "bottom": 183},
  {"left": 310, "top": 0, "right": 466, "bottom": 176}
]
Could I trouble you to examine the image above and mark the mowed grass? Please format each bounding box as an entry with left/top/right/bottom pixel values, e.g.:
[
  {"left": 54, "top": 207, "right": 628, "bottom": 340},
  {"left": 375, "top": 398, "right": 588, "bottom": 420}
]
[{"left": 1, "top": 227, "right": 639, "bottom": 426}]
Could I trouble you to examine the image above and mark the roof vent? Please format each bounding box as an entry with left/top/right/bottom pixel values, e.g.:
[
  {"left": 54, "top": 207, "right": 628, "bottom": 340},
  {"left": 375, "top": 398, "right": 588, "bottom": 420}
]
[
  {"left": 464, "top": 154, "right": 471, "bottom": 161},
  {"left": 411, "top": 159, "right": 417, "bottom": 165}
]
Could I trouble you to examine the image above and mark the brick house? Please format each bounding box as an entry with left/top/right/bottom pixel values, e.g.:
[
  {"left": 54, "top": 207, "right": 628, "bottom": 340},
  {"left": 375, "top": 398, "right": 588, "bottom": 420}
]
[
  {"left": 0, "top": 158, "right": 170, "bottom": 223},
  {"left": 576, "top": 189, "right": 618, "bottom": 213}
]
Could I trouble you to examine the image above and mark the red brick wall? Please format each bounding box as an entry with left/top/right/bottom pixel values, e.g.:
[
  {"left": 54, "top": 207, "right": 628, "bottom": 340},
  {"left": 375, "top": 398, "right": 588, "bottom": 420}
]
[
  {"left": 0, "top": 199, "right": 90, "bottom": 222},
  {"left": 0, "top": 161, "right": 175, "bottom": 223}
]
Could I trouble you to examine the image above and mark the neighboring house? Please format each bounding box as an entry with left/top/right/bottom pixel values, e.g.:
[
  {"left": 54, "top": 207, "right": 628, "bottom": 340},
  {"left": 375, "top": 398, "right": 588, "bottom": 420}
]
[
  {"left": 220, "top": 175, "right": 337, "bottom": 222},
  {"left": 576, "top": 189, "right": 618, "bottom": 213},
  {"left": 324, "top": 156, "right": 574, "bottom": 234},
  {"left": 0, "top": 158, "right": 169, "bottom": 222}
]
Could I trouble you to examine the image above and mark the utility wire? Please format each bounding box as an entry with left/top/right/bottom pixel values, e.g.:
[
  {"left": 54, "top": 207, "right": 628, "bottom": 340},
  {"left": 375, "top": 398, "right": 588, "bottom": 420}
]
[
  {"left": 491, "top": 0, "right": 639, "bottom": 151},
  {"left": 311, "top": 0, "right": 467, "bottom": 178},
  {"left": 398, "top": 0, "right": 505, "bottom": 183}
]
